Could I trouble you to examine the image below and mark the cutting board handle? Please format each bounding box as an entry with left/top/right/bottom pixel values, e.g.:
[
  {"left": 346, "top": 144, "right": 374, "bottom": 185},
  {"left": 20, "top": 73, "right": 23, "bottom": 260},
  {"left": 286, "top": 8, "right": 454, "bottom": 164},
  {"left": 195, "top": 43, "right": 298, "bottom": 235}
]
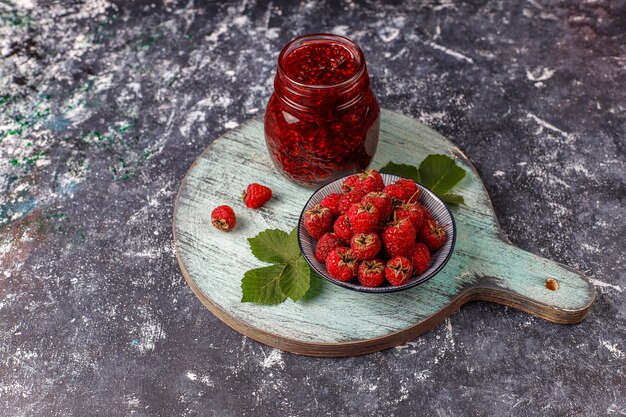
[{"left": 467, "top": 239, "right": 596, "bottom": 324}]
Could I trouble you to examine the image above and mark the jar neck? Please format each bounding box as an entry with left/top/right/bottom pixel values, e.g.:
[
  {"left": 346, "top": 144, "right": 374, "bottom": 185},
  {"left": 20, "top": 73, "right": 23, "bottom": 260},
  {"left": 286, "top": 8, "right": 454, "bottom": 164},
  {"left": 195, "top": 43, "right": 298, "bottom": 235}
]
[{"left": 273, "top": 34, "right": 371, "bottom": 114}]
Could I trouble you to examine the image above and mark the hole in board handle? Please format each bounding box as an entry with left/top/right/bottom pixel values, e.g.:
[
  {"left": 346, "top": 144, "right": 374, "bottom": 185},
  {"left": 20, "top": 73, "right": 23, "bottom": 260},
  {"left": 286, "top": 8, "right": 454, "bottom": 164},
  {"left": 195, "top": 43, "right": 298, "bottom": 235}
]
[{"left": 546, "top": 278, "right": 559, "bottom": 291}]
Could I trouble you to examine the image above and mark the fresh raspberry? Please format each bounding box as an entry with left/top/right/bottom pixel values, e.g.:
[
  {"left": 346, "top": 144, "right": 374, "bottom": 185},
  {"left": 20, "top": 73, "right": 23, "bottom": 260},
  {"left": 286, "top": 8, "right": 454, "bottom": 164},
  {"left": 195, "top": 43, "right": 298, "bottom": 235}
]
[
  {"left": 341, "top": 175, "right": 359, "bottom": 193},
  {"left": 325, "top": 247, "right": 358, "bottom": 281},
  {"left": 385, "top": 256, "right": 413, "bottom": 286},
  {"left": 315, "top": 233, "right": 342, "bottom": 263},
  {"left": 303, "top": 204, "right": 333, "bottom": 240},
  {"left": 242, "top": 183, "right": 272, "bottom": 209},
  {"left": 417, "top": 204, "right": 433, "bottom": 222},
  {"left": 350, "top": 232, "right": 381, "bottom": 260},
  {"left": 395, "top": 179, "right": 419, "bottom": 203},
  {"left": 382, "top": 217, "right": 416, "bottom": 258},
  {"left": 362, "top": 192, "right": 393, "bottom": 222},
  {"left": 337, "top": 189, "right": 367, "bottom": 214},
  {"left": 383, "top": 183, "right": 411, "bottom": 205},
  {"left": 211, "top": 205, "right": 236, "bottom": 232},
  {"left": 347, "top": 202, "right": 378, "bottom": 234},
  {"left": 358, "top": 258, "right": 386, "bottom": 287},
  {"left": 419, "top": 220, "right": 448, "bottom": 251},
  {"left": 411, "top": 242, "right": 431, "bottom": 275},
  {"left": 320, "top": 193, "right": 342, "bottom": 217},
  {"left": 333, "top": 214, "right": 353, "bottom": 242},
  {"left": 354, "top": 169, "right": 384, "bottom": 193},
  {"left": 395, "top": 202, "right": 424, "bottom": 231}
]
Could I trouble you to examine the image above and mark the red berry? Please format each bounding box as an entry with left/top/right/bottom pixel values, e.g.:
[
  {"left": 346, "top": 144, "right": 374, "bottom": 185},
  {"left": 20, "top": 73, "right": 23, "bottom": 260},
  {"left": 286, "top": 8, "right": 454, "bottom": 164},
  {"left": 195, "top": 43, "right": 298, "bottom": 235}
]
[
  {"left": 395, "top": 179, "right": 419, "bottom": 203},
  {"left": 382, "top": 217, "right": 416, "bottom": 258},
  {"left": 211, "top": 205, "right": 236, "bottom": 232},
  {"left": 385, "top": 256, "right": 413, "bottom": 286},
  {"left": 333, "top": 214, "right": 354, "bottom": 242},
  {"left": 325, "top": 247, "right": 358, "bottom": 281},
  {"left": 411, "top": 242, "right": 431, "bottom": 275},
  {"left": 341, "top": 175, "right": 359, "bottom": 193},
  {"left": 358, "top": 259, "right": 386, "bottom": 287},
  {"left": 362, "top": 192, "right": 393, "bottom": 222},
  {"left": 419, "top": 220, "right": 447, "bottom": 251},
  {"left": 395, "top": 202, "right": 424, "bottom": 231},
  {"left": 354, "top": 169, "right": 384, "bottom": 193},
  {"left": 418, "top": 204, "right": 433, "bottom": 222},
  {"left": 242, "top": 183, "right": 272, "bottom": 209},
  {"left": 383, "top": 183, "right": 411, "bottom": 205},
  {"left": 347, "top": 202, "right": 378, "bottom": 234},
  {"left": 337, "top": 189, "right": 367, "bottom": 214},
  {"left": 350, "top": 232, "right": 381, "bottom": 260},
  {"left": 303, "top": 204, "right": 333, "bottom": 240},
  {"left": 320, "top": 193, "right": 342, "bottom": 217},
  {"left": 315, "top": 233, "right": 342, "bottom": 263}
]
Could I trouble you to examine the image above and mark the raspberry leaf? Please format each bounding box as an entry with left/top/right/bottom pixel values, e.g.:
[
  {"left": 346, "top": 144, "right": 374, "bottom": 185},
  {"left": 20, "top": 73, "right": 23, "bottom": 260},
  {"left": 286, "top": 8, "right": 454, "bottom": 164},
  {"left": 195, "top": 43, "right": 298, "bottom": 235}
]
[
  {"left": 279, "top": 256, "right": 311, "bottom": 302},
  {"left": 248, "top": 228, "right": 300, "bottom": 264},
  {"left": 382, "top": 155, "right": 466, "bottom": 206},
  {"left": 380, "top": 162, "right": 421, "bottom": 182},
  {"left": 241, "top": 264, "right": 288, "bottom": 304},
  {"left": 418, "top": 154, "right": 466, "bottom": 196},
  {"left": 439, "top": 192, "right": 465, "bottom": 205}
]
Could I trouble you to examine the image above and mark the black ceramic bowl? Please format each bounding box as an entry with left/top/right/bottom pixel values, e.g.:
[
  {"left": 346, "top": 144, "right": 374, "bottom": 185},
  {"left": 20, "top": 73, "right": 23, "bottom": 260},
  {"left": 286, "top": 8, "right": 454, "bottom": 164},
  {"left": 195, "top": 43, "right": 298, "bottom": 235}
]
[{"left": 297, "top": 173, "right": 456, "bottom": 293}]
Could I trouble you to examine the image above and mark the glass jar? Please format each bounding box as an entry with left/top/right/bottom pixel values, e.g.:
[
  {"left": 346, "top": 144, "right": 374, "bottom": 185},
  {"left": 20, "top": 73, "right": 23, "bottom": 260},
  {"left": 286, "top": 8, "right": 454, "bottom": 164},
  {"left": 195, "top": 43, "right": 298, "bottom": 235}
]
[{"left": 264, "top": 33, "right": 380, "bottom": 187}]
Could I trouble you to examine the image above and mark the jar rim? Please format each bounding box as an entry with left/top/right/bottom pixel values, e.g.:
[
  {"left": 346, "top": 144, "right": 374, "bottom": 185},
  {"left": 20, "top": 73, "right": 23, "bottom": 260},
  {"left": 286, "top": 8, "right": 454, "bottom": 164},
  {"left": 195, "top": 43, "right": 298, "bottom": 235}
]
[{"left": 276, "top": 33, "right": 367, "bottom": 90}]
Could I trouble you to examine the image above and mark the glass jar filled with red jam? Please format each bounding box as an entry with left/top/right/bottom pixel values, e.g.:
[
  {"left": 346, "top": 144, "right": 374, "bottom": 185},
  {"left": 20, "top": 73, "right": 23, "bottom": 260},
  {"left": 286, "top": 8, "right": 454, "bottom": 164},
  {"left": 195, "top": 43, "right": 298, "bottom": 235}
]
[{"left": 264, "top": 33, "right": 380, "bottom": 187}]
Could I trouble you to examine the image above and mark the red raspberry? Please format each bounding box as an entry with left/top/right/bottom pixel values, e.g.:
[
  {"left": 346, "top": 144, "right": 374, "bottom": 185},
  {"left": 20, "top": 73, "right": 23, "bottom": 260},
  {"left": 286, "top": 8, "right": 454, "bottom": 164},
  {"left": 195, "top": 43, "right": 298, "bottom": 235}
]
[
  {"left": 315, "top": 233, "right": 342, "bottom": 263},
  {"left": 354, "top": 169, "right": 384, "bottom": 193},
  {"left": 333, "top": 214, "right": 353, "bottom": 242},
  {"left": 320, "top": 193, "right": 342, "bottom": 217},
  {"left": 347, "top": 202, "right": 378, "bottom": 234},
  {"left": 358, "top": 259, "right": 386, "bottom": 287},
  {"left": 382, "top": 218, "right": 416, "bottom": 258},
  {"left": 411, "top": 242, "right": 431, "bottom": 275},
  {"left": 242, "top": 183, "right": 272, "bottom": 209},
  {"left": 362, "top": 192, "right": 393, "bottom": 222},
  {"left": 211, "top": 205, "right": 236, "bottom": 232},
  {"left": 325, "top": 247, "right": 358, "bottom": 281},
  {"left": 383, "top": 183, "right": 411, "bottom": 205},
  {"left": 417, "top": 204, "right": 433, "bottom": 222},
  {"left": 337, "top": 189, "right": 367, "bottom": 214},
  {"left": 395, "top": 179, "right": 419, "bottom": 203},
  {"left": 419, "top": 220, "right": 448, "bottom": 251},
  {"left": 303, "top": 204, "right": 333, "bottom": 240},
  {"left": 350, "top": 232, "right": 381, "bottom": 260},
  {"left": 395, "top": 202, "right": 424, "bottom": 231},
  {"left": 341, "top": 175, "right": 359, "bottom": 193},
  {"left": 385, "top": 256, "right": 413, "bottom": 286}
]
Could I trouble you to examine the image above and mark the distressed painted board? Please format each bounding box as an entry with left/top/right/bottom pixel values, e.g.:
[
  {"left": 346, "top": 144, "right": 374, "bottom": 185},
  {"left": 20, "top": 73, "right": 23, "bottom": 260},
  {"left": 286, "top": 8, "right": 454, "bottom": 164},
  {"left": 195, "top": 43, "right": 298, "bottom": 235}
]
[{"left": 173, "top": 109, "right": 595, "bottom": 357}]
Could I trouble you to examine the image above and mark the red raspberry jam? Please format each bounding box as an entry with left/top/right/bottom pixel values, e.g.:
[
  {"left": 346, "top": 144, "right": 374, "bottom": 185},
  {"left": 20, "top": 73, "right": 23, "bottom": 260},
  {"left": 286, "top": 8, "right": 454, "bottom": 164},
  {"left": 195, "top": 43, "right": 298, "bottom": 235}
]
[{"left": 264, "top": 34, "right": 380, "bottom": 187}]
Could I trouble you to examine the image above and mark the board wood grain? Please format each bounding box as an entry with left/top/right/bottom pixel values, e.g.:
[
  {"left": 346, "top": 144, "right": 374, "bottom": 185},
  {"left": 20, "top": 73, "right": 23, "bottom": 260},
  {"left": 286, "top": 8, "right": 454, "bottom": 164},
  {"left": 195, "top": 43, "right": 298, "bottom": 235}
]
[{"left": 173, "top": 109, "right": 595, "bottom": 357}]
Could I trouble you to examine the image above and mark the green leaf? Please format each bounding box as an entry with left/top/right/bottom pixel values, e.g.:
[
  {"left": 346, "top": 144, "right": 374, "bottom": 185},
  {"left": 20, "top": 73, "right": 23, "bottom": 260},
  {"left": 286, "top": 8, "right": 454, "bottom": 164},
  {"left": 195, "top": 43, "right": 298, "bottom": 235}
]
[
  {"left": 241, "top": 264, "right": 288, "bottom": 304},
  {"left": 279, "top": 256, "right": 311, "bottom": 302},
  {"left": 440, "top": 192, "right": 465, "bottom": 206},
  {"left": 418, "top": 154, "right": 466, "bottom": 195},
  {"left": 248, "top": 228, "right": 300, "bottom": 264},
  {"left": 380, "top": 161, "right": 420, "bottom": 182}
]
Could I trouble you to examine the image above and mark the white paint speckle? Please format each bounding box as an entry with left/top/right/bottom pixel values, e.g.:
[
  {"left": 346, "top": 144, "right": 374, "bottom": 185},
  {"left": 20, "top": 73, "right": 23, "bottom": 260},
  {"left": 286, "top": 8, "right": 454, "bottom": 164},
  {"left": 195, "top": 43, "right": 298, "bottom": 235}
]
[
  {"left": 493, "top": 170, "right": 505, "bottom": 177},
  {"left": 526, "top": 67, "right": 555, "bottom": 82},
  {"left": 600, "top": 340, "right": 624, "bottom": 359},
  {"left": 589, "top": 278, "right": 623, "bottom": 293},
  {"left": 224, "top": 121, "right": 239, "bottom": 129},
  {"left": 261, "top": 348, "right": 284, "bottom": 369}
]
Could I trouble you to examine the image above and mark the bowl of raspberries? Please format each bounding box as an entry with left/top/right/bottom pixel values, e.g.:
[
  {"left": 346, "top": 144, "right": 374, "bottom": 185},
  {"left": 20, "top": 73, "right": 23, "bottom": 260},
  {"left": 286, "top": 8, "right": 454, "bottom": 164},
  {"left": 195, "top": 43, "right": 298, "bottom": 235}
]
[{"left": 297, "top": 169, "right": 456, "bottom": 293}]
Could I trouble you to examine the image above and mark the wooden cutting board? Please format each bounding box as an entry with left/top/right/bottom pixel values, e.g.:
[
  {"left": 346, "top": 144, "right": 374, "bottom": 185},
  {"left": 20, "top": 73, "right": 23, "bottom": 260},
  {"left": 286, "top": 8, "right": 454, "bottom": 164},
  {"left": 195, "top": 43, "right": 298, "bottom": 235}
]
[{"left": 173, "top": 109, "right": 595, "bottom": 357}]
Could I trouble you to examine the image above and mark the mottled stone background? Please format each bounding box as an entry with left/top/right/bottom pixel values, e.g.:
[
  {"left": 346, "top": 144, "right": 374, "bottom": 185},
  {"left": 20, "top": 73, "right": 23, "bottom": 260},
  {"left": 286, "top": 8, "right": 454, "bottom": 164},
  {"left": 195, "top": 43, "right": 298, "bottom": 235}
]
[{"left": 1, "top": 0, "right": 624, "bottom": 416}]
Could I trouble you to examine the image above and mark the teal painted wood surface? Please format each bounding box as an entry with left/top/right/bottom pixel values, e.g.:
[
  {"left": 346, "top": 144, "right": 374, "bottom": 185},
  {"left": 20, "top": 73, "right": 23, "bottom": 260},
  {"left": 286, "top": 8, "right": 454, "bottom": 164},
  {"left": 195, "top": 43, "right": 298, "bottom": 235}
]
[{"left": 173, "top": 109, "right": 595, "bottom": 356}]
